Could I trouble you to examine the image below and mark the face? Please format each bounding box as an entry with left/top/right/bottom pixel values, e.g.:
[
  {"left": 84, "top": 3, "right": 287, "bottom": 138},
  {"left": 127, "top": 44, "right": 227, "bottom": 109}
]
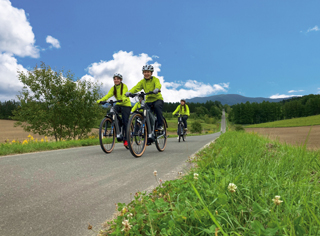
[
  {"left": 113, "top": 77, "right": 121, "bottom": 85},
  {"left": 143, "top": 70, "right": 152, "bottom": 79},
  {"left": 181, "top": 100, "right": 185, "bottom": 105}
]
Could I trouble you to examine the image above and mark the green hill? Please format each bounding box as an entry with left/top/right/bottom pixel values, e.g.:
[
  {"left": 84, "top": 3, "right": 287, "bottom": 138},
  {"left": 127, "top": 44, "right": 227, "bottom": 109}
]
[{"left": 245, "top": 114, "right": 320, "bottom": 128}]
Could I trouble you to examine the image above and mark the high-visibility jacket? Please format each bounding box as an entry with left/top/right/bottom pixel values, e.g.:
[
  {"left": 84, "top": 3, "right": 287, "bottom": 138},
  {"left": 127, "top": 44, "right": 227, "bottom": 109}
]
[
  {"left": 129, "top": 76, "right": 163, "bottom": 103},
  {"left": 172, "top": 104, "right": 190, "bottom": 116},
  {"left": 131, "top": 102, "right": 141, "bottom": 112},
  {"left": 97, "top": 83, "right": 131, "bottom": 107}
]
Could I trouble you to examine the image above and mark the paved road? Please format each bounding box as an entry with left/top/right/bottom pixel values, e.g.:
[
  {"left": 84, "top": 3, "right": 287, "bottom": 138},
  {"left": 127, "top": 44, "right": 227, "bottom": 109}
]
[{"left": 0, "top": 131, "right": 222, "bottom": 235}]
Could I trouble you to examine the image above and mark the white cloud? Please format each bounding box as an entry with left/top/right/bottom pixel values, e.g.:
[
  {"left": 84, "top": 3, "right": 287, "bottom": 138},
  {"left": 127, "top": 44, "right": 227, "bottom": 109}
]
[
  {"left": 81, "top": 51, "right": 229, "bottom": 102},
  {"left": 270, "top": 94, "right": 302, "bottom": 99},
  {"left": 307, "top": 25, "right": 320, "bottom": 33},
  {"left": 0, "top": 53, "right": 27, "bottom": 101},
  {"left": 0, "top": 0, "right": 39, "bottom": 57},
  {"left": 46, "top": 35, "right": 61, "bottom": 49},
  {"left": 288, "top": 89, "right": 304, "bottom": 93}
]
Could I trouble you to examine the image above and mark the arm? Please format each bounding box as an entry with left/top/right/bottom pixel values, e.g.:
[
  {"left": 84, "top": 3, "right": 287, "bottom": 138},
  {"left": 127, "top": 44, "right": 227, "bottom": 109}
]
[
  {"left": 131, "top": 102, "right": 139, "bottom": 112},
  {"left": 129, "top": 80, "right": 143, "bottom": 94},
  {"left": 121, "top": 84, "right": 131, "bottom": 103},
  {"left": 154, "top": 77, "right": 162, "bottom": 90},
  {"left": 97, "top": 87, "right": 114, "bottom": 103},
  {"left": 186, "top": 105, "right": 190, "bottom": 116},
  {"left": 172, "top": 105, "right": 180, "bottom": 115}
]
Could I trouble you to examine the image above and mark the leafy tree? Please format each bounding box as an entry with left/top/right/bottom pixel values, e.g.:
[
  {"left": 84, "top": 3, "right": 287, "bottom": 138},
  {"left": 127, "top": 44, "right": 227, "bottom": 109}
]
[
  {"left": 13, "top": 63, "right": 103, "bottom": 141},
  {"left": 191, "top": 120, "right": 202, "bottom": 133}
]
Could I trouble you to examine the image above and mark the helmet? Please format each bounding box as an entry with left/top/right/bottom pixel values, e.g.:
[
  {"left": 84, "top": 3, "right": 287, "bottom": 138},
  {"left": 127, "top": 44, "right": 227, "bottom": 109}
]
[
  {"left": 142, "top": 65, "right": 154, "bottom": 72},
  {"left": 180, "top": 98, "right": 186, "bottom": 102},
  {"left": 113, "top": 73, "right": 123, "bottom": 80}
]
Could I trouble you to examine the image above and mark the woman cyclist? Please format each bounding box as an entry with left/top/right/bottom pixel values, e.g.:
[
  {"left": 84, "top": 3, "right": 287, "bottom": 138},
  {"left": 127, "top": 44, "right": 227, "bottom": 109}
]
[
  {"left": 172, "top": 99, "right": 190, "bottom": 131},
  {"left": 96, "top": 73, "right": 131, "bottom": 147}
]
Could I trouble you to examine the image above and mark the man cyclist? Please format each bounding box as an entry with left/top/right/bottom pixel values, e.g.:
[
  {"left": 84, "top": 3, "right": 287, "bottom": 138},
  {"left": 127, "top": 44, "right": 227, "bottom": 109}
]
[
  {"left": 125, "top": 65, "right": 164, "bottom": 131},
  {"left": 96, "top": 73, "right": 131, "bottom": 147},
  {"left": 172, "top": 98, "right": 190, "bottom": 131}
]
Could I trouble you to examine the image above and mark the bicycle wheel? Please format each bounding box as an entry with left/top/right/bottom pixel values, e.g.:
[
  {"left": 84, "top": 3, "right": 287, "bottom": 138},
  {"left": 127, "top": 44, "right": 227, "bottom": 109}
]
[
  {"left": 99, "top": 117, "right": 115, "bottom": 153},
  {"left": 183, "top": 128, "right": 186, "bottom": 142},
  {"left": 178, "top": 123, "right": 182, "bottom": 142},
  {"left": 127, "top": 113, "right": 147, "bottom": 157},
  {"left": 155, "top": 119, "right": 167, "bottom": 152}
]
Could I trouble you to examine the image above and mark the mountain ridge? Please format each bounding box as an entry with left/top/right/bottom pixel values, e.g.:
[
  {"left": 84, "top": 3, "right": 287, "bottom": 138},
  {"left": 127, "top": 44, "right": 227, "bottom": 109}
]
[{"left": 185, "top": 94, "right": 292, "bottom": 106}]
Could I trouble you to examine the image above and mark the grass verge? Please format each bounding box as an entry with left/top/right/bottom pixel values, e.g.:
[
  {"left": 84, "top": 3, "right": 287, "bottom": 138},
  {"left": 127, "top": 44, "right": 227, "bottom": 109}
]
[{"left": 98, "top": 131, "right": 320, "bottom": 235}]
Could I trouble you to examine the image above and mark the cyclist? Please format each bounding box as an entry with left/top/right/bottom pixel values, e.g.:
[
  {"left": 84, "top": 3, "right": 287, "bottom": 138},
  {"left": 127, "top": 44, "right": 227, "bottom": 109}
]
[
  {"left": 125, "top": 65, "right": 164, "bottom": 131},
  {"left": 172, "top": 98, "right": 190, "bottom": 131},
  {"left": 97, "top": 73, "right": 131, "bottom": 147}
]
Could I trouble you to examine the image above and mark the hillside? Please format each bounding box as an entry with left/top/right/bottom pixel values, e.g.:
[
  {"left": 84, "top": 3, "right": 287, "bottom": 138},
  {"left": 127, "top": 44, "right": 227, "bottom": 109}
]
[{"left": 186, "top": 94, "right": 291, "bottom": 105}]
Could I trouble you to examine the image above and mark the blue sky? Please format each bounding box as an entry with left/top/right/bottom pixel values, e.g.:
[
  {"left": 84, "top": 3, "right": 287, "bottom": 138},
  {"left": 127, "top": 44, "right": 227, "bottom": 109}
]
[{"left": 1, "top": 0, "right": 320, "bottom": 102}]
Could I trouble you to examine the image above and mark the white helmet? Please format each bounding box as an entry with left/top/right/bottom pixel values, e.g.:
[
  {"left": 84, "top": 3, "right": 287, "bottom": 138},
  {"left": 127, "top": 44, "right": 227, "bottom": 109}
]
[
  {"left": 113, "top": 73, "right": 123, "bottom": 80},
  {"left": 142, "top": 65, "right": 154, "bottom": 72}
]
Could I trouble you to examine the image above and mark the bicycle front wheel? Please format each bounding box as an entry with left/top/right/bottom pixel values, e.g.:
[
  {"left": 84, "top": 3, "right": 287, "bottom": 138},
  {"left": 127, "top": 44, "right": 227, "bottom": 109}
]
[
  {"left": 155, "top": 119, "right": 167, "bottom": 152},
  {"left": 99, "top": 117, "right": 115, "bottom": 153},
  {"left": 127, "top": 113, "right": 147, "bottom": 157},
  {"left": 178, "top": 123, "right": 182, "bottom": 142}
]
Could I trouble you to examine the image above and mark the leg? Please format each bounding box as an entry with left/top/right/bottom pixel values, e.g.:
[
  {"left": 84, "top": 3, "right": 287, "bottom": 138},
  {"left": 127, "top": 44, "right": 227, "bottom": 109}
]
[
  {"left": 182, "top": 115, "right": 188, "bottom": 129},
  {"left": 152, "top": 100, "right": 164, "bottom": 128},
  {"left": 121, "top": 106, "right": 131, "bottom": 141}
]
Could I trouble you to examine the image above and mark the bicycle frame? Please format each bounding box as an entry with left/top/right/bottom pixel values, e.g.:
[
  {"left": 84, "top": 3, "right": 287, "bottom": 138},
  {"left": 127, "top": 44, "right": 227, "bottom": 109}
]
[{"left": 101, "top": 100, "right": 124, "bottom": 141}]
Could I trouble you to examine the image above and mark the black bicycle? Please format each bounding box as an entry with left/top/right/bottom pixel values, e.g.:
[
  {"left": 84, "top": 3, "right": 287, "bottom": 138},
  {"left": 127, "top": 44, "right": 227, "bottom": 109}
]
[
  {"left": 98, "top": 100, "right": 129, "bottom": 153},
  {"left": 126, "top": 92, "right": 168, "bottom": 157},
  {"left": 175, "top": 113, "right": 187, "bottom": 142}
]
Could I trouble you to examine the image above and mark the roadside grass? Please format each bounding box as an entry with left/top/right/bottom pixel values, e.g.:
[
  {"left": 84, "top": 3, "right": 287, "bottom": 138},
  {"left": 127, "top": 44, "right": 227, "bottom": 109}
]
[
  {"left": 245, "top": 114, "right": 320, "bottom": 128},
  {"left": 166, "top": 118, "right": 220, "bottom": 133},
  {"left": 98, "top": 131, "right": 320, "bottom": 235}
]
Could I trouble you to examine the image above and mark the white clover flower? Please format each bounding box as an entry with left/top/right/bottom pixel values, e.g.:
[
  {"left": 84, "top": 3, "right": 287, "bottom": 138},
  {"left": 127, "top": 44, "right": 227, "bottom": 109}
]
[
  {"left": 228, "top": 183, "right": 237, "bottom": 193},
  {"left": 194, "top": 173, "right": 199, "bottom": 180},
  {"left": 272, "top": 195, "right": 283, "bottom": 205},
  {"left": 128, "top": 213, "right": 133, "bottom": 218},
  {"left": 153, "top": 170, "right": 157, "bottom": 176},
  {"left": 178, "top": 171, "right": 183, "bottom": 176},
  {"left": 121, "top": 219, "right": 132, "bottom": 232}
]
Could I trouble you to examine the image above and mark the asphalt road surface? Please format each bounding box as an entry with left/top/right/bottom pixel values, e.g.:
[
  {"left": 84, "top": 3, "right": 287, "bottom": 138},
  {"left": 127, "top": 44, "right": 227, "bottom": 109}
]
[{"left": 0, "top": 120, "right": 225, "bottom": 236}]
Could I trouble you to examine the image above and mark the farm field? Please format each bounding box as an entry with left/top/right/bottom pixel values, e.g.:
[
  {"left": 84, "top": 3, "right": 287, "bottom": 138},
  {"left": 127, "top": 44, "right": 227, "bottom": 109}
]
[
  {"left": 245, "top": 125, "right": 320, "bottom": 150},
  {"left": 0, "top": 120, "right": 53, "bottom": 143}
]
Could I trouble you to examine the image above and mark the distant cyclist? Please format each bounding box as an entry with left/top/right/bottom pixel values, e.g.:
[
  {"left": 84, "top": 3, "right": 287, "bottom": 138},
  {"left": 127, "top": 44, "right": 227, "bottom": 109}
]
[
  {"left": 172, "top": 98, "right": 190, "bottom": 131},
  {"left": 125, "top": 65, "right": 164, "bottom": 131},
  {"left": 97, "top": 73, "right": 131, "bottom": 147}
]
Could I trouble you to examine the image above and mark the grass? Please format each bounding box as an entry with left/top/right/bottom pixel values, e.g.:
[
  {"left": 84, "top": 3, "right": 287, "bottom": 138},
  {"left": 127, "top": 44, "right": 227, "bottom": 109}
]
[
  {"left": 98, "top": 131, "right": 320, "bottom": 235},
  {"left": 166, "top": 118, "right": 220, "bottom": 133},
  {"left": 245, "top": 114, "right": 320, "bottom": 128}
]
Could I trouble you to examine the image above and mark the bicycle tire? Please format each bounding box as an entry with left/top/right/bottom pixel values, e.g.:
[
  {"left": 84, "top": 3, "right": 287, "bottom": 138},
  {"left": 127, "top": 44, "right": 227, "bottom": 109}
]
[
  {"left": 127, "top": 113, "right": 147, "bottom": 157},
  {"left": 155, "top": 119, "right": 167, "bottom": 152},
  {"left": 178, "top": 123, "right": 183, "bottom": 142},
  {"left": 99, "top": 117, "right": 115, "bottom": 153}
]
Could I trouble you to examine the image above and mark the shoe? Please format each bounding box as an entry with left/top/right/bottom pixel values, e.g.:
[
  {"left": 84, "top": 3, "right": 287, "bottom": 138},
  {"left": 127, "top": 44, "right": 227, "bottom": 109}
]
[
  {"left": 177, "top": 137, "right": 179, "bottom": 140},
  {"left": 157, "top": 126, "right": 164, "bottom": 131},
  {"left": 123, "top": 140, "right": 128, "bottom": 146},
  {"left": 184, "top": 128, "right": 188, "bottom": 131}
]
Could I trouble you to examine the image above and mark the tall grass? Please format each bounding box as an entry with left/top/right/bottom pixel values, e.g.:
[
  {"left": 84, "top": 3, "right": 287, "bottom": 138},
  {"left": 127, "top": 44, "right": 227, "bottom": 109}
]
[{"left": 100, "top": 131, "right": 320, "bottom": 235}]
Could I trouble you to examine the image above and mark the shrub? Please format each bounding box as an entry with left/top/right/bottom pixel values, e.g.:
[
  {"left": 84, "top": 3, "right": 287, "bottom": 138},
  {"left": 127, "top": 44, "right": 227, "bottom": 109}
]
[
  {"left": 234, "top": 124, "right": 244, "bottom": 131},
  {"left": 191, "top": 120, "right": 202, "bottom": 133}
]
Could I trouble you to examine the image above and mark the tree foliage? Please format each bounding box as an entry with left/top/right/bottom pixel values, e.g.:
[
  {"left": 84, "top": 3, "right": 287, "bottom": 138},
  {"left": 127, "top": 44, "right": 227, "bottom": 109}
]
[
  {"left": 13, "top": 63, "right": 103, "bottom": 141},
  {"left": 229, "top": 94, "right": 320, "bottom": 124},
  {"left": 0, "top": 100, "right": 19, "bottom": 119}
]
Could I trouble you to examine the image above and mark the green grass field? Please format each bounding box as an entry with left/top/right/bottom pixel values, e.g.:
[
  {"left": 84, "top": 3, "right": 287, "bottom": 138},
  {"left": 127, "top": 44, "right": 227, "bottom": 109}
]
[
  {"left": 245, "top": 114, "right": 320, "bottom": 128},
  {"left": 100, "top": 131, "right": 320, "bottom": 235}
]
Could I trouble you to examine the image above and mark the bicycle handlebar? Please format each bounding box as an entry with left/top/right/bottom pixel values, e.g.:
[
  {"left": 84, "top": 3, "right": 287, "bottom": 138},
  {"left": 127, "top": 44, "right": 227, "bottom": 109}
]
[
  {"left": 99, "top": 100, "right": 123, "bottom": 105},
  {"left": 128, "top": 90, "right": 161, "bottom": 98}
]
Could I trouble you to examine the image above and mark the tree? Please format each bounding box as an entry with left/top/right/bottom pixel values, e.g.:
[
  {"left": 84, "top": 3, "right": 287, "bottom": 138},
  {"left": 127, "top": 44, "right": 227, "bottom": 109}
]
[{"left": 13, "top": 63, "right": 103, "bottom": 141}]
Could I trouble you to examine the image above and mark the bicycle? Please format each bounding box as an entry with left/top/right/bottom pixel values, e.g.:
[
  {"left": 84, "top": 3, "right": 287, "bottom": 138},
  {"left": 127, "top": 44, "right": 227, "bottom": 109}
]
[
  {"left": 126, "top": 91, "right": 168, "bottom": 157},
  {"left": 175, "top": 113, "right": 187, "bottom": 142},
  {"left": 98, "top": 100, "right": 129, "bottom": 153}
]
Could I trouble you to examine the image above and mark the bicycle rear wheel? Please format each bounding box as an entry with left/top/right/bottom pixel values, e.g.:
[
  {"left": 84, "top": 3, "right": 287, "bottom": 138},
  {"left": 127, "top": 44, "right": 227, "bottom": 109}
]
[
  {"left": 155, "top": 119, "right": 167, "bottom": 152},
  {"left": 99, "top": 117, "right": 115, "bottom": 153},
  {"left": 127, "top": 113, "right": 147, "bottom": 157}
]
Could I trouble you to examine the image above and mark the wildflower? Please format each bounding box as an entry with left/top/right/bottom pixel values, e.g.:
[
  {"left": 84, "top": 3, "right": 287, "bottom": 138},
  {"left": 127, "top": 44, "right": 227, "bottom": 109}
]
[
  {"left": 178, "top": 171, "right": 183, "bottom": 176},
  {"left": 28, "top": 134, "right": 32, "bottom": 138},
  {"left": 41, "top": 138, "right": 44, "bottom": 142},
  {"left": 153, "top": 170, "right": 157, "bottom": 176},
  {"left": 194, "top": 173, "right": 199, "bottom": 180},
  {"left": 12, "top": 140, "right": 16, "bottom": 143},
  {"left": 159, "top": 178, "right": 163, "bottom": 184},
  {"left": 30, "top": 136, "right": 34, "bottom": 141},
  {"left": 121, "top": 219, "right": 132, "bottom": 232},
  {"left": 128, "top": 213, "right": 133, "bottom": 218},
  {"left": 22, "top": 140, "right": 28, "bottom": 145},
  {"left": 272, "top": 195, "right": 283, "bottom": 205},
  {"left": 228, "top": 183, "right": 237, "bottom": 193}
]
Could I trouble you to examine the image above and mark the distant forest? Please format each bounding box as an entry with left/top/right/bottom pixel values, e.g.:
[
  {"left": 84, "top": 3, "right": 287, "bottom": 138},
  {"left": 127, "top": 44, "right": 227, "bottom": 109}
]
[
  {"left": 228, "top": 94, "right": 320, "bottom": 124},
  {"left": 0, "top": 100, "right": 19, "bottom": 119}
]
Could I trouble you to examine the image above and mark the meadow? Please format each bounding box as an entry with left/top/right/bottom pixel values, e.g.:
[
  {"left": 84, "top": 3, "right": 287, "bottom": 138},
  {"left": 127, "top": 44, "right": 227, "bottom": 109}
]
[{"left": 97, "top": 131, "right": 320, "bottom": 235}]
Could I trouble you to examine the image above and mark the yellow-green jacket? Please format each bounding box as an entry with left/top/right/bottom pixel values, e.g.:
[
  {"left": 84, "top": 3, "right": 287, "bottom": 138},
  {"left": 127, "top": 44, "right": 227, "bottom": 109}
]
[
  {"left": 172, "top": 104, "right": 190, "bottom": 116},
  {"left": 129, "top": 76, "right": 163, "bottom": 103},
  {"left": 97, "top": 83, "right": 131, "bottom": 107},
  {"left": 131, "top": 102, "right": 141, "bottom": 112}
]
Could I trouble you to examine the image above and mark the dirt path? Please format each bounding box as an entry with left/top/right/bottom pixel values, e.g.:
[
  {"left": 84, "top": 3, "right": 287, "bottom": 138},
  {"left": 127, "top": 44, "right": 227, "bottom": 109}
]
[{"left": 245, "top": 125, "right": 320, "bottom": 150}]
